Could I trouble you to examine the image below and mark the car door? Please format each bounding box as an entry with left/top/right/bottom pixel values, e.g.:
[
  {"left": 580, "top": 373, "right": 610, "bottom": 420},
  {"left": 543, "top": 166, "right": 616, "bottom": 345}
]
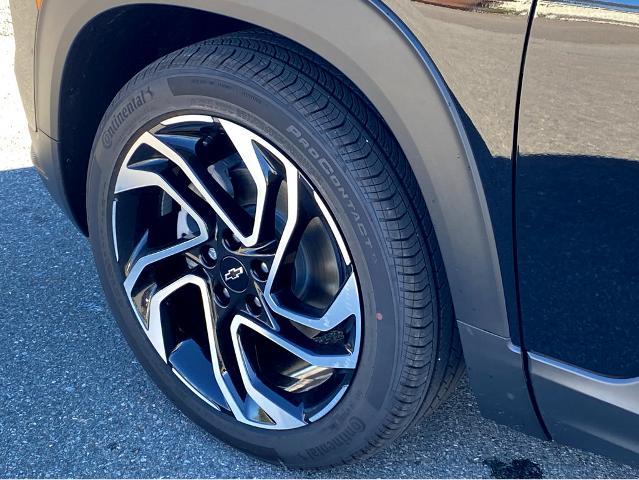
[{"left": 516, "top": 0, "right": 639, "bottom": 463}]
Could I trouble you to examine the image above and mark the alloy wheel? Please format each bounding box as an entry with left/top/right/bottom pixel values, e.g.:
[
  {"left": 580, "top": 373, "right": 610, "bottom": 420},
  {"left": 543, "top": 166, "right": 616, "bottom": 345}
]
[{"left": 110, "top": 115, "right": 361, "bottom": 430}]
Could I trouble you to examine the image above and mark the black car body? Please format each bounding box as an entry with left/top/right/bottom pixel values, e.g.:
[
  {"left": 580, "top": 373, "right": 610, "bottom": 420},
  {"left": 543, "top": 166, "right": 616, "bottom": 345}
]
[{"left": 10, "top": 0, "right": 639, "bottom": 467}]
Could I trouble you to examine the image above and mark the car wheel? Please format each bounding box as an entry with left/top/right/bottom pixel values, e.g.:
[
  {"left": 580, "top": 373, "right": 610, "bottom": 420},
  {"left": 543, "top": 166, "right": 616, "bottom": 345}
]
[{"left": 86, "top": 30, "right": 464, "bottom": 467}]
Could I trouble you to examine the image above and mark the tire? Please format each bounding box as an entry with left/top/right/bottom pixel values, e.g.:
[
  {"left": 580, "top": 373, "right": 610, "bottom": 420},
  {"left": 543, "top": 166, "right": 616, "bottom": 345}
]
[{"left": 86, "top": 29, "right": 464, "bottom": 468}]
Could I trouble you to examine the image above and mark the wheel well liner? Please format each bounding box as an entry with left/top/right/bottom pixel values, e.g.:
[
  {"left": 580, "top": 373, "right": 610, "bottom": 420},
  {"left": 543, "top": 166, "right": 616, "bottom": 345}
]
[{"left": 57, "top": 5, "right": 250, "bottom": 232}]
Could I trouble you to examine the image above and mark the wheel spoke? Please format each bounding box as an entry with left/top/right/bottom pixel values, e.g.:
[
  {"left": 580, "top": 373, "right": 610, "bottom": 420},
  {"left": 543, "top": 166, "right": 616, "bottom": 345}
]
[
  {"left": 232, "top": 314, "right": 357, "bottom": 370},
  {"left": 231, "top": 314, "right": 306, "bottom": 428},
  {"left": 217, "top": 119, "right": 286, "bottom": 245},
  {"left": 138, "top": 271, "right": 252, "bottom": 421},
  {"left": 143, "top": 273, "right": 210, "bottom": 362},
  {"left": 114, "top": 166, "right": 209, "bottom": 299},
  {"left": 265, "top": 272, "right": 360, "bottom": 332},
  {"left": 263, "top": 153, "right": 300, "bottom": 294}
]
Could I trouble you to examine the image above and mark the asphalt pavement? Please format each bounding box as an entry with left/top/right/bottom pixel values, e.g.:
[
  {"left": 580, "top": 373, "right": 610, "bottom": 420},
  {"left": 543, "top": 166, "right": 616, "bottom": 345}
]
[{"left": 1, "top": 2, "right": 638, "bottom": 477}]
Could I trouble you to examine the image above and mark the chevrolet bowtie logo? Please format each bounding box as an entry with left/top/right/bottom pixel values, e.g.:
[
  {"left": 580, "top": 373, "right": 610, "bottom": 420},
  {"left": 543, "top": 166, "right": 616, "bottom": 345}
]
[{"left": 224, "top": 266, "right": 244, "bottom": 281}]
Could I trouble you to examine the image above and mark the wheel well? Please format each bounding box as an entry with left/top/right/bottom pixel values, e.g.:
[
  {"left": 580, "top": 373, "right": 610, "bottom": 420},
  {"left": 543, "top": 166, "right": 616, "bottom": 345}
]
[{"left": 58, "top": 5, "right": 251, "bottom": 233}]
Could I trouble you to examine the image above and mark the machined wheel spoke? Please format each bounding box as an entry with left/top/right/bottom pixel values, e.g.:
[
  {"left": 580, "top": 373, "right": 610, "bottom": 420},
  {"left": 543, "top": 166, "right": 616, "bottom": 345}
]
[
  {"left": 143, "top": 273, "right": 211, "bottom": 362},
  {"left": 261, "top": 161, "right": 359, "bottom": 331},
  {"left": 265, "top": 272, "right": 360, "bottom": 332},
  {"left": 236, "top": 353, "right": 306, "bottom": 428},
  {"left": 217, "top": 119, "right": 287, "bottom": 245},
  {"left": 114, "top": 167, "right": 209, "bottom": 297},
  {"left": 122, "top": 228, "right": 204, "bottom": 298},
  {"left": 231, "top": 314, "right": 306, "bottom": 428},
  {"left": 262, "top": 154, "right": 300, "bottom": 293},
  {"left": 232, "top": 314, "right": 357, "bottom": 370}
]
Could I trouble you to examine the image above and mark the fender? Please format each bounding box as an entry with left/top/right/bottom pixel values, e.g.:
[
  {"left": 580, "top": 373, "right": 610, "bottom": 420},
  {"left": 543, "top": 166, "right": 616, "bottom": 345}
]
[{"left": 35, "top": 0, "right": 544, "bottom": 436}]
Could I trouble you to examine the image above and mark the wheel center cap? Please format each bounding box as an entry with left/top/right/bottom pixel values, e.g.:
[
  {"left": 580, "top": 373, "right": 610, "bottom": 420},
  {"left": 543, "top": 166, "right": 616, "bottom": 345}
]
[{"left": 220, "top": 256, "right": 249, "bottom": 292}]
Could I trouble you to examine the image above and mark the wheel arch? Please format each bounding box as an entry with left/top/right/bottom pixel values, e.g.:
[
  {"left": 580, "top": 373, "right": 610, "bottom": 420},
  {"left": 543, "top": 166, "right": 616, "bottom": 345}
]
[{"left": 36, "top": 0, "right": 533, "bottom": 429}]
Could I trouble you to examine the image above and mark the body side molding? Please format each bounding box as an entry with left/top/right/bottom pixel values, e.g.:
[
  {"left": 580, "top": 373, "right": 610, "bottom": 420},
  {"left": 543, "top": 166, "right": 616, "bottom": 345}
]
[{"left": 529, "top": 352, "right": 639, "bottom": 465}]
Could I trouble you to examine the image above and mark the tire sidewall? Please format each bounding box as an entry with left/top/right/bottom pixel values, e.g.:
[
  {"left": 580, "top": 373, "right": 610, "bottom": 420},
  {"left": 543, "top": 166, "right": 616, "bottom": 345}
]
[{"left": 87, "top": 70, "right": 405, "bottom": 466}]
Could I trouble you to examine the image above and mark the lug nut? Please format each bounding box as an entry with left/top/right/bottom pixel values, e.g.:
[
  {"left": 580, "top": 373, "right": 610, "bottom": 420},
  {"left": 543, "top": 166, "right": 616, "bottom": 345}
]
[
  {"left": 207, "top": 247, "right": 218, "bottom": 262},
  {"left": 224, "top": 231, "right": 242, "bottom": 251},
  {"left": 214, "top": 283, "right": 231, "bottom": 307},
  {"left": 246, "top": 295, "right": 263, "bottom": 315},
  {"left": 252, "top": 261, "right": 269, "bottom": 281}
]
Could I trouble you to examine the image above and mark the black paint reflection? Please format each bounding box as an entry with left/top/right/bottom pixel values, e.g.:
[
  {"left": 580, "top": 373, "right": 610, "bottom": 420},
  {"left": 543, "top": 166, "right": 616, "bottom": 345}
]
[{"left": 517, "top": 154, "right": 639, "bottom": 377}]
